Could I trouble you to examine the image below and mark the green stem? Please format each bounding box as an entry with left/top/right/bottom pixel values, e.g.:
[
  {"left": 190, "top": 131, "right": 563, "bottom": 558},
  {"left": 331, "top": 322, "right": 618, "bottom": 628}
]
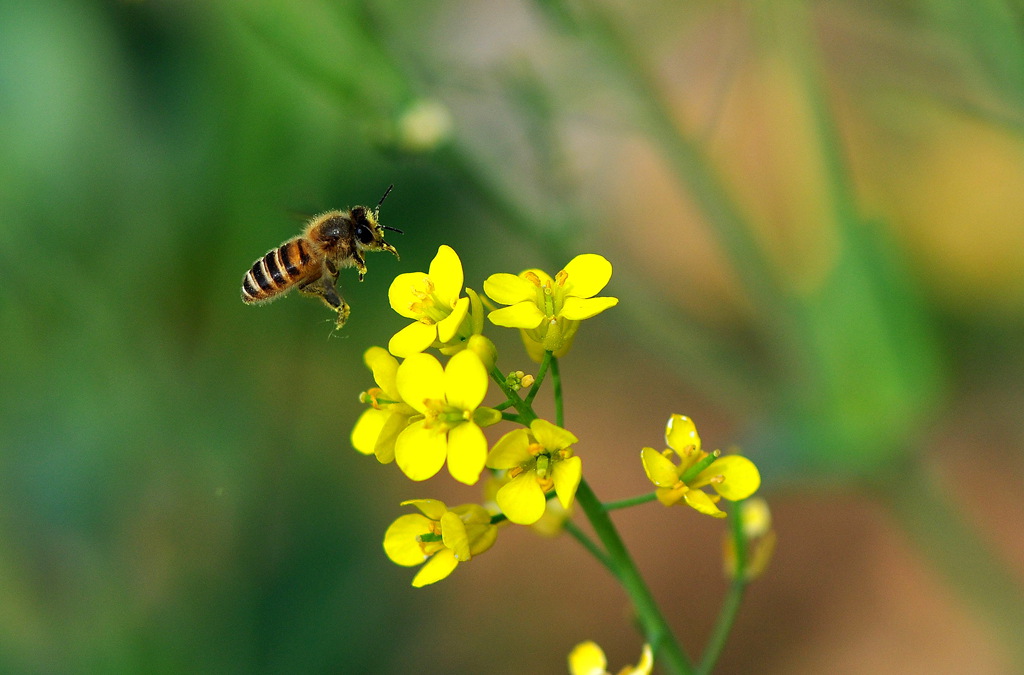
[
  {"left": 698, "top": 502, "right": 749, "bottom": 674},
  {"left": 547, "top": 352, "right": 690, "bottom": 672},
  {"left": 575, "top": 479, "right": 694, "bottom": 675},
  {"left": 524, "top": 350, "right": 552, "bottom": 407},
  {"left": 549, "top": 354, "right": 564, "bottom": 427},
  {"left": 603, "top": 492, "right": 659, "bottom": 511},
  {"left": 563, "top": 520, "right": 619, "bottom": 579},
  {"left": 698, "top": 579, "right": 746, "bottom": 675}
]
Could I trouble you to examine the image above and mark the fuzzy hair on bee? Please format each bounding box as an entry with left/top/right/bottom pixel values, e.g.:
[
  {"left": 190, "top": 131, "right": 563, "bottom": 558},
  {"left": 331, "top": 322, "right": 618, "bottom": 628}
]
[{"left": 241, "top": 185, "right": 401, "bottom": 329}]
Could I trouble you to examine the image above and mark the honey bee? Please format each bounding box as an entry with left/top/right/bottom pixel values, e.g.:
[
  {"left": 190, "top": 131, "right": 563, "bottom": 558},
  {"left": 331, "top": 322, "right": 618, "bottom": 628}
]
[{"left": 241, "top": 185, "right": 401, "bottom": 328}]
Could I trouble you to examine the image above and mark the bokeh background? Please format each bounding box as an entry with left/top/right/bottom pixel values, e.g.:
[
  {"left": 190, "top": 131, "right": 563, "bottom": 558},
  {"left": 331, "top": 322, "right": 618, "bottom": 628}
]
[{"left": 2, "top": 0, "right": 1023, "bottom": 673}]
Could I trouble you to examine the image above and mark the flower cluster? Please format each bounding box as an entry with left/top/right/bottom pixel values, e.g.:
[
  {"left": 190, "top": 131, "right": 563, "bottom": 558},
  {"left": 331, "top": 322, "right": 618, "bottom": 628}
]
[
  {"left": 347, "top": 243, "right": 768, "bottom": 673},
  {"left": 354, "top": 245, "right": 619, "bottom": 584}
]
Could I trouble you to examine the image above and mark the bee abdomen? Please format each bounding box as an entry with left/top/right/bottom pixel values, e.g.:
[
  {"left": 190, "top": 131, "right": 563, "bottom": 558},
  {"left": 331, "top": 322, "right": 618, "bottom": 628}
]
[{"left": 241, "top": 238, "right": 314, "bottom": 304}]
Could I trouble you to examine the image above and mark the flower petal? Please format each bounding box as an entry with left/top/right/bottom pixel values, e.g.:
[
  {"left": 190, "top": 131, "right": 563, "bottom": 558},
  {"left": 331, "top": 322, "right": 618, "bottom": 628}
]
[
  {"left": 428, "top": 245, "right": 464, "bottom": 303},
  {"left": 665, "top": 414, "right": 701, "bottom": 452},
  {"left": 683, "top": 489, "right": 726, "bottom": 517},
  {"left": 395, "top": 421, "right": 447, "bottom": 481},
  {"left": 551, "top": 455, "right": 582, "bottom": 510},
  {"left": 560, "top": 295, "right": 618, "bottom": 320},
  {"left": 402, "top": 498, "right": 448, "bottom": 520},
  {"left": 388, "top": 272, "right": 430, "bottom": 319},
  {"left": 388, "top": 321, "right": 437, "bottom": 358},
  {"left": 446, "top": 422, "right": 487, "bottom": 485},
  {"left": 483, "top": 273, "right": 537, "bottom": 305},
  {"left": 444, "top": 350, "right": 487, "bottom": 411},
  {"left": 488, "top": 302, "right": 546, "bottom": 329},
  {"left": 396, "top": 353, "right": 445, "bottom": 413},
  {"left": 364, "top": 346, "right": 399, "bottom": 394},
  {"left": 374, "top": 411, "right": 412, "bottom": 464},
  {"left": 698, "top": 455, "right": 761, "bottom": 501},
  {"left": 411, "top": 548, "right": 459, "bottom": 587},
  {"left": 383, "top": 514, "right": 432, "bottom": 566},
  {"left": 529, "top": 419, "right": 578, "bottom": 451},
  {"left": 466, "top": 523, "right": 498, "bottom": 557},
  {"left": 656, "top": 485, "right": 686, "bottom": 506},
  {"left": 451, "top": 503, "right": 492, "bottom": 527},
  {"left": 641, "top": 447, "right": 680, "bottom": 487},
  {"left": 437, "top": 296, "right": 470, "bottom": 342},
  {"left": 451, "top": 504, "right": 499, "bottom": 555},
  {"left": 497, "top": 472, "right": 547, "bottom": 525},
  {"left": 628, "top": 644, "right": 655, "bottom": 675},
  {"left": 486, "top": 428, "right": 532, "bottom": 469},
  {"left": 351, "top": 408, "right": 387, "bottom": 456},
  {"left": 568, "top": 641, "right": 607, "bottom": 675},
  {"left": 561, "top": 254, "right": 612, "bottom": 298},
  {"left": 440, "top": 511, "right": 471, "bottom": 561}
]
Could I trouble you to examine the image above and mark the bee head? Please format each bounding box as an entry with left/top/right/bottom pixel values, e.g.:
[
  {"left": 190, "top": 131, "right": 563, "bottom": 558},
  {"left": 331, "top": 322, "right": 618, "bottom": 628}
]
[{"left": 354, "top": 186, "right": 402, "bottom": 259}]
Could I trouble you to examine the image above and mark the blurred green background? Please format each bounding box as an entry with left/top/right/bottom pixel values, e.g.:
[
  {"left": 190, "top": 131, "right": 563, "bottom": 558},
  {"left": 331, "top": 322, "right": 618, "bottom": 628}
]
[{"left": 2, "top": 0, "right": 1022, "bottom": 673}]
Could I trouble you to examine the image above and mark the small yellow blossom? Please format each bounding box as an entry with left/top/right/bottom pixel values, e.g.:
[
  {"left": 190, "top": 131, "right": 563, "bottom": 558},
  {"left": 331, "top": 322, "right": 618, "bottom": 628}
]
[
  {"left": 388, "top": 245, "right": 483, "bottom": 357},
  {"left": 383, "top": 499, "right": 497, "bottom": 587},
  {"left": 568, "top": 641, "right": 653, "bottom": 675},
  {"left": 641, "top": 415, "right": 760, "bottom": 518},
  {"left": 484, "top": 254, "right": 618, "bottom": 362},
  {"left": 351, "top": 347, "right": 418, "bottom": 464},
  {"left": 486, "top": 419, "right": 581, "bottom": 525},
  {"left": 394, "top": 350, "right": 500, "bottom": 485},
  {"left": 723, "top": 497, "right": 777, "bottom": 581}
]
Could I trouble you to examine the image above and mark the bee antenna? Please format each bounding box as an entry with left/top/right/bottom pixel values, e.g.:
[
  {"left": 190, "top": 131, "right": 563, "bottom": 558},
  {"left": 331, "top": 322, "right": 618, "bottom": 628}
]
[
  {"left": 375, "top": 184, "right": 394, "bottom": 216},
  {"left": 382, "top": 224, "right": 404, "bottom": 234}
]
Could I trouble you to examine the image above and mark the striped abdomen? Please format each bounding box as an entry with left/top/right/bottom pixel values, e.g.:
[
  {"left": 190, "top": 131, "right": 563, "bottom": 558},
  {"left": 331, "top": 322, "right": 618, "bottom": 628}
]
[{"left": 241, "top": 237, "right": 318, "bottom": 304}]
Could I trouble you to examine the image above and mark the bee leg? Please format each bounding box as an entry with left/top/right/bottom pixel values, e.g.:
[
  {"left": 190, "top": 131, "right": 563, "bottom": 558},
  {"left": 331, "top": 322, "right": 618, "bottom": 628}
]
[
  {"left": 298, "top": 275, "right": 350, "bottom": 328},
  {"left": 352, "top": 251, "right": 368, "bottom": 281}
]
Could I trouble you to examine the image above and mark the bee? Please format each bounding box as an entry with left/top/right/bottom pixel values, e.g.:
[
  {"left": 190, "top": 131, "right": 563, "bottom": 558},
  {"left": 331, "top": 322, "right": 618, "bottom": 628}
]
[{"left": 241, "top": 185, "right": 401, "bottom": 328}]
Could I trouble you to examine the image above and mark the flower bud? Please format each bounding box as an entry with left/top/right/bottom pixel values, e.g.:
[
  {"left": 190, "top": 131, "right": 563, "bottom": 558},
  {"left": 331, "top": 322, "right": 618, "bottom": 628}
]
[{"left": 467, "top": 334, "right": 498, "bottom": 372}]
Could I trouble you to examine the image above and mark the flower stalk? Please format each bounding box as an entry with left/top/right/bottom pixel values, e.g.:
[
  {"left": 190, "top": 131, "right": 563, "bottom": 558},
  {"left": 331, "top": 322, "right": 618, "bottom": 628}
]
[{"left": 575, "top": 478, "right": 695, "bottom": 675}]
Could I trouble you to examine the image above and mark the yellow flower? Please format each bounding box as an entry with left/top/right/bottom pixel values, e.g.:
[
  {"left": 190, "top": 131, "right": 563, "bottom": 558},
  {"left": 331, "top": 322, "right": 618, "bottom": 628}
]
[
  {"left": 640, "top": 415, "right": 760, "bottom": 518},
  {"left": 388, "top": 245, "right": 481, "bottom": 357},
  {"left": 723, "top": 497, "right": 777, "bottom": 581},
  {"left": 394, "top": 350, "right": 500, "bottom": 485},
  {"left": 481, "top": 473, "right": 572, "bottom": 537},
  {"left": 485, "top": 419, "right": 581, "bottom": 525},
  {"left": 484, "top": 254, "right": 618, "bottom": 361},
  {"left": 383, "top": 499, "right": 497, "bottom": 587},
  {"left": 568, "top": 641, "right": 653, "bottom": 675},
  {"left": 351, "top": 347, "right": 418, "bottom": 464}
]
